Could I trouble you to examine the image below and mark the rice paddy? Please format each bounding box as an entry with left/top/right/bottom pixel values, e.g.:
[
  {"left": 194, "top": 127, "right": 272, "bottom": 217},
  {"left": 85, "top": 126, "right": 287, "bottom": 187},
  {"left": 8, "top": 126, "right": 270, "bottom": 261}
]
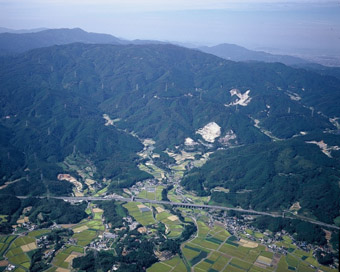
[
  {"left": 4, "top": 235, "right": 36, "bottom": 269},
  {"left": 147, "top": 255, "right": 187, "bottom": 272},
  {"left": 155, "top": 208, "right": 184, "bottom": 238},
  {"left": 147, "top": 213, "right": 338, "bottom": 272},
  {"left": 123, "top": 202, "right": 156, "bottom": 226}
]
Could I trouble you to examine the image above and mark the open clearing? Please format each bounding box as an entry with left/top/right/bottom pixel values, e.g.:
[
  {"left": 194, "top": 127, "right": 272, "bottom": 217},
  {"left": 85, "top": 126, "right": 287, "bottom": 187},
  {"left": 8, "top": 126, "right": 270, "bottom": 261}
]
[
  {"left": 226, "top": 89, "right": 252, "bottom": 107},
  {"left": 196, "top": 122, "right": 221, "bottom": 143}
]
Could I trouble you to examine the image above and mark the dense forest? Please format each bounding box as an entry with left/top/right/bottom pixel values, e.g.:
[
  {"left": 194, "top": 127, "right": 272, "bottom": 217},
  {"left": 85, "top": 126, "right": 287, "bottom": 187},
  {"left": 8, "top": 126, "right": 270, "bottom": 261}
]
[
  {"left": 182, "top": 136, "right": 340, "bottom": 224},
  {"left": 0, "top": 43, "right": 339, "bottom": 225},
  {"left": 0, "top": 196, "right": 87, "bottom": 233}
]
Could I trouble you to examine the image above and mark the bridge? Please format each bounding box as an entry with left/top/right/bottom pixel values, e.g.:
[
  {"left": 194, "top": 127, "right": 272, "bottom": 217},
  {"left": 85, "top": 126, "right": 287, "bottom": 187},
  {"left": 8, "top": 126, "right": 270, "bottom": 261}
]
[{"left": 19, "top": 195, "right": 339, "bottom": 230}]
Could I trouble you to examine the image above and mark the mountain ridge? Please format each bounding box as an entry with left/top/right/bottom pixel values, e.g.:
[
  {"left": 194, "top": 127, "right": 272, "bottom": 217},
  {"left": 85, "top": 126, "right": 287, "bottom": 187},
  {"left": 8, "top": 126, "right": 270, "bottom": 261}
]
[
  {"left": 0, "top": 42, "right": 339, "bottom": 225},
  {"left": 199, "top": 43, "right": 310, "bottom": 66}
]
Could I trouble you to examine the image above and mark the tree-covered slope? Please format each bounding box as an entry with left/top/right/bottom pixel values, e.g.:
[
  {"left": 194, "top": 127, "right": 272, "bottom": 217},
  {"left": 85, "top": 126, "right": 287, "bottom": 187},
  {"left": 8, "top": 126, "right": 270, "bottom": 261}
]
[
  {"left": 0, "top": 43, "right": 339, "bottom": 223},
  {"left": 182, "top": 134, "right": 340, "bottom": 223},
  {"left": 0, "top": 28, "right": 124, "bottom": 55}
]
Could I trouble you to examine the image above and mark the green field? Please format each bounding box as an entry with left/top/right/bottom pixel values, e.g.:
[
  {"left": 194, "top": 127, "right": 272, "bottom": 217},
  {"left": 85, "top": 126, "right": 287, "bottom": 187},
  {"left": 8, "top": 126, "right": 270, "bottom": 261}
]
[
  {"left": 123, "top": 202, "right": 156, "bottom": 226},
  {"left": 73, "top": 229, "right": 97, "bottom": 246},
  {"left": 86, "top": 219, "right": 105, "bottom": 231},
  {"left": 0, "top": 235, "right": 17, "bottom": 256},
  {"left": 147, "top": 262, "right": 173, "bottom": 272},
  {"left": 155, "top": 208, "right": 183, "bottom": 238},
  {"left": 52, "top": 245, "right": 84, "bottom": 270},
  {"left": 138, "top": 163, "right": 165, "bottom": 180},
  {"left": 53, "top": 251, "right": 69, "bottom": 269},
  {"left": 27, "top": 229, "right": 50, "bottom": 238},
  {"left": 155, "top": 186, "right": 165, "bottom": 200},
  {"left": 5, "top": 235, "right": 35, "bottom": 269},
  {"left": 138, "top": 189, "right": 156, "bottom": 200},
  {"left": 147, "top": 255, "right": 187, "bottom": 272},
  {"left": 12, "top": 236, "right": 35, "bottom": 247}
]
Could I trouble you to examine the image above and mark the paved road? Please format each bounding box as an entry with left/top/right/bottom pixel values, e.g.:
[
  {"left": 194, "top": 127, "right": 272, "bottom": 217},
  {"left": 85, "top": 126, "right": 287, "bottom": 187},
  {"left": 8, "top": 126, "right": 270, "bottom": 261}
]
[{"left": 17, "top": 195, "right": 340, "bottom": 230}]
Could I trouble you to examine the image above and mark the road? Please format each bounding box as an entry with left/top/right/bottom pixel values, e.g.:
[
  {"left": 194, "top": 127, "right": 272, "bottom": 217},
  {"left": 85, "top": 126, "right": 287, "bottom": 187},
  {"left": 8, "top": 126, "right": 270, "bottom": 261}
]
[{"left": 18, "top": 195, "right": 340, "bottom": 230}]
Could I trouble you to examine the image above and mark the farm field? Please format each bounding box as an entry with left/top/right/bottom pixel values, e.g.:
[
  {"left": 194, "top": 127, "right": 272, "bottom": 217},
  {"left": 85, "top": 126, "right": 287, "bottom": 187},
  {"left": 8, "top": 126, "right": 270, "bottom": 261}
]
[
  {"left": 138, "top": 163, "right": 165, "bottom": 181},
  {"left": 0, "top": 235, "right": 17, "bottom": 257},
  {"left": 155, "top": 207, "right": 184, "bottom": 238},
  {"left": 4, "top": 235, "right": 36, "bottom": 270},
  {"left": 148, "top": 212, "right": 338, "bottom": 272},
  {"left": 138, "top": 189, "right": 156, "bottom": 200},
  {"left": 72, "top": 229, "right": 97, "bottom": 247},
  {"left": 27, "top": 229, "right": 50, "bottom": 238},
  {"left": 155, "top": 186, "right": 164, "bottom": 200},
  {"left": 123, "top": 202, "right": 156, "bottom": 226},
  {"left": 167, "top": 189, "right": 182, "bottom": 203},
  {"left": 147, "top": 255, "right": 187, "bottom": 272},
  {"left": 52, "top": 245, "right": 84, "bottom": 270}
]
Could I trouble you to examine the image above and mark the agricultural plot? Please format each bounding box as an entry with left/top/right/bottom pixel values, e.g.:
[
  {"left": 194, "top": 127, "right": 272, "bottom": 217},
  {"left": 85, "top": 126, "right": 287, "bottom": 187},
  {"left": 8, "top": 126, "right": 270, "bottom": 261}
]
[
  {"left": 230, "top": 258, "right": 253, "bottom": 270},
  {"left": 27, "top": 229, "right": 50, "bottom": 238},
  {"left": 147, "top": 262, "right": 172, "bottom": 272},
  {"left": 94, "top": 186, "right": 108, "bottom": 196},
  {"left": 52, "top": 245, "right": 84, "bottom": 270},
  {"left": 276, "top": 256, "right": 289, "bottom": 272},
  {"left": 155, "top": 186, "right": 164, "bottom": 200},
  {"left": 53, "top": 251, "right": 69, "bottom": 269},
  {"left": 151, "top": 212, "right": 336, "bottom": 272},
  {"left": 138, "top": 189, "right": 156, "bottom": 200},
  {"left": 195, "top": 252, "right": 230, "bottom": 272},
  {"left": 167, "top": 190, "right": 182, "bottom": 203},
  {"left": 85, "top": 220, "right": 105, "bottom": 231},
  {"left": 181, "top": 193, "right": 210, "bottom": 205},
  {"left": 0, "top": 235, "right": 17, "bottom": 256},
  {"left": 190, "top": 221, "right": 229, "bottom": 251},
  {"left": 147, "top": 255, "right": 186, "bottom": 272},
  {"left": 72, "top": 229, "right": 97, "bottom": 246},
  {"left": 138, "top": 163, "right": 165, "bottom": 181},
  {"left": 182, "top": 244, "right": 208, "bottom": 266},
  {"left": 123, "top": 202, "right": 155, "bottom": 226},
  {"left": 5, "top": 236, "right": 35, "bottom": 269},
  {"left": 155, "top": 208, "right": 184, "bottom": 238},
  {"left": 92, "top": 207, "right": 103, "bottom": 220}
]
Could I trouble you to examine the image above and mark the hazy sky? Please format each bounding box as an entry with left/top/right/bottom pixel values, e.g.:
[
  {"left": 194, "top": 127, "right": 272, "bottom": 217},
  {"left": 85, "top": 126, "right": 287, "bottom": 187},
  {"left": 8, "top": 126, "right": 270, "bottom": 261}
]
[{"left": 1, "top": 0, "right": 339, "bottom": 55}]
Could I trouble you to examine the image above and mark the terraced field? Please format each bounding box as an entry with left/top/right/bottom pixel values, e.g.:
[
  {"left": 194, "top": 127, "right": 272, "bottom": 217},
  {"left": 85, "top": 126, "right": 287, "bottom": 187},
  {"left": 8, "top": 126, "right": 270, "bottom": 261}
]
[{"left": 155, "top": 207, "right": 184, "bottom": 238}]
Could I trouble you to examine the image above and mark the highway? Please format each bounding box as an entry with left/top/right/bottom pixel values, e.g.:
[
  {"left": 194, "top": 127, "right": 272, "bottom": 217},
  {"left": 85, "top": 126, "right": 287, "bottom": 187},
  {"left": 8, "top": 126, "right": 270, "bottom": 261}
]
[{"left": 18, "top": 195, "right": 340, "bottom": 230}]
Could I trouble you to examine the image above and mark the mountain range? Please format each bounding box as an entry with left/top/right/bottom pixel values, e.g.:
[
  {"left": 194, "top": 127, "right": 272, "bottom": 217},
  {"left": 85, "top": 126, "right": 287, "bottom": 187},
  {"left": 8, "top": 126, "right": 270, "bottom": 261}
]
[
  {"left": 199, "top": 43, "right": 309, "bottom": 66},
  {"left": 0, "top": 41, "right": 339, "bottom": 226},
  {"left": 0, "top": 27, "right": 329, "bottom": 67}
]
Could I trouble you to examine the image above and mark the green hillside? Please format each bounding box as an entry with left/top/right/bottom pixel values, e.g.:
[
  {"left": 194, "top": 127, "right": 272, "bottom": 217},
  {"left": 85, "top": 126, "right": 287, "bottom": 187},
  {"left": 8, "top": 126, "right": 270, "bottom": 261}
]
[{"left": 0, "top": 43, "right": 339, "bottom": 224}]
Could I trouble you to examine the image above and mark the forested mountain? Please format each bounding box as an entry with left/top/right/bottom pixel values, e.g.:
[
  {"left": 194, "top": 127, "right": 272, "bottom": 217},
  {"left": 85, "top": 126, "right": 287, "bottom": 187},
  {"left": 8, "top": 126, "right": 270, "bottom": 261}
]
[
  {"left": 0, "top": 27, "right": 49, "bottom": 34},
  {"left": 199, "top": 43, "right": 309, "bottom": 66},
  {"left": 0, "top": 28, "right": 168, "bottom": 56},
  {"left": 0, "top": 43, "right": 339, "bottom": 224},
  {"left": 0, "top": 28, "right": 124, "bottom": 55}
]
